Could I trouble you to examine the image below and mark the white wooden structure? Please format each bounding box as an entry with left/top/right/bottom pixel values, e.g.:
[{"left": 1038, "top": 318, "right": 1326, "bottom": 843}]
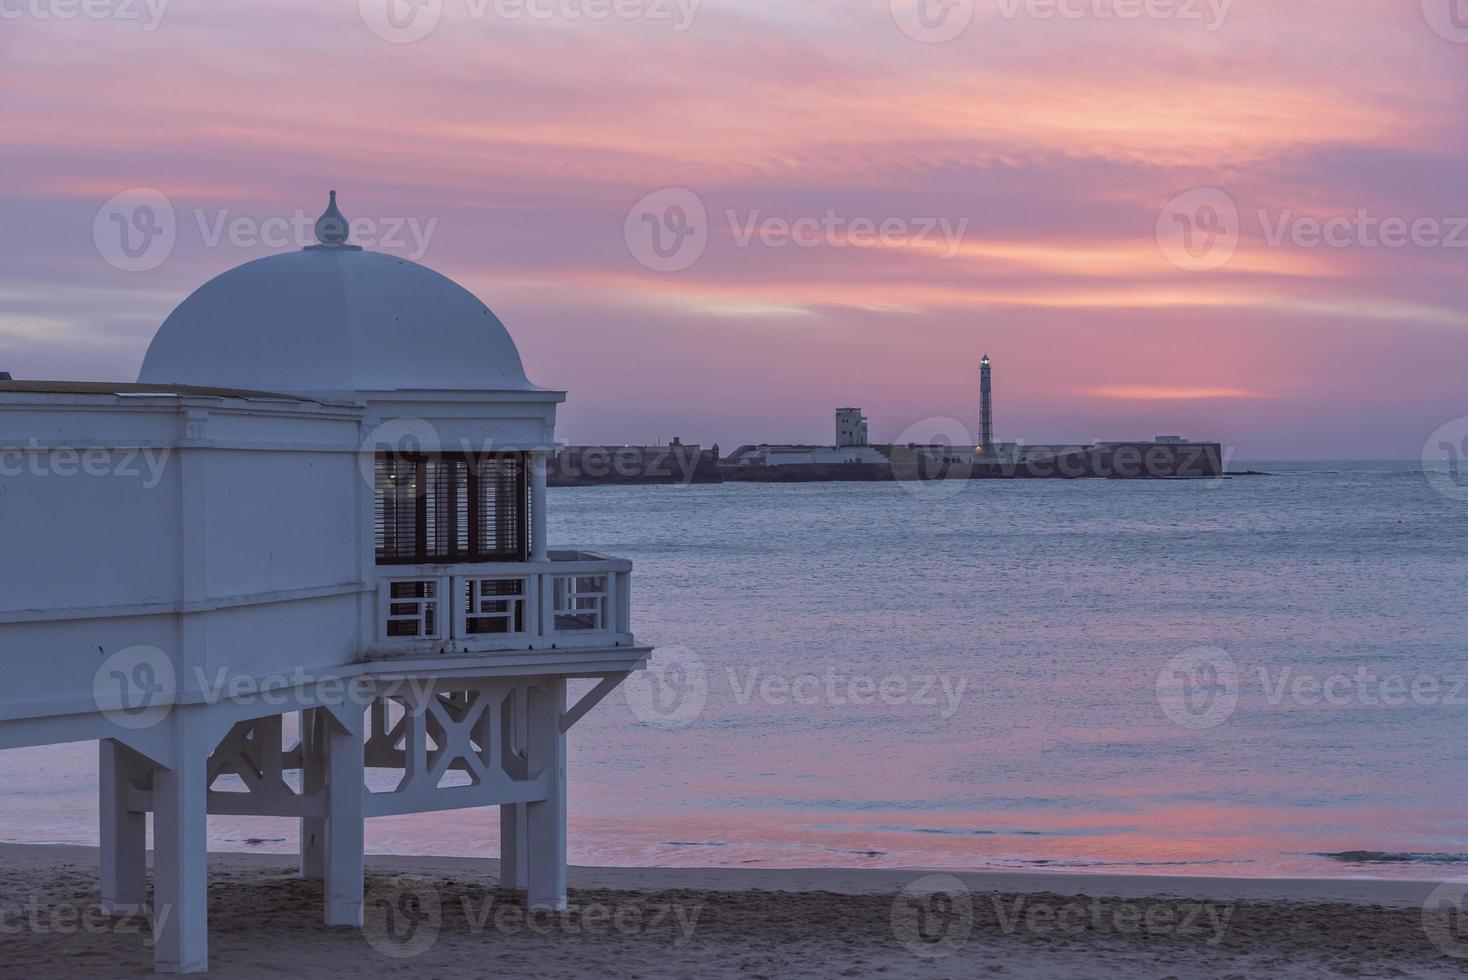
[{"left": 0, "top": 193, "right": 650, "bottom": 973}]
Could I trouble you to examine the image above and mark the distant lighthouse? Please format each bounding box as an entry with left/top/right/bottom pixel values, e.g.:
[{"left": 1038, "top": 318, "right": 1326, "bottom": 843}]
[{"left": 978, "top": 353, "right": 994, "bottom": 455}]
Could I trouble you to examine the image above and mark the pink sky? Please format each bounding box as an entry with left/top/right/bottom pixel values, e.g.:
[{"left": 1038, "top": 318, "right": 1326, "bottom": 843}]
[{"left": 1, "top": 0, "right": 1465, "bottom": 457}]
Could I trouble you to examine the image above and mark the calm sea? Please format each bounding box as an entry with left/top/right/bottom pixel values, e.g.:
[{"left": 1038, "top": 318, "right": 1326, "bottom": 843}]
[{"left": 6, "top": 462, "right": 1468, "bottom": 880}]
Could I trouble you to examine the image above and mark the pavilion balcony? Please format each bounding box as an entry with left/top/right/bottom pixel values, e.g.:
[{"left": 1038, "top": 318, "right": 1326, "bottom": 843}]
[{"left": 369, "top": 550, "right": 635, "bottom": 658}]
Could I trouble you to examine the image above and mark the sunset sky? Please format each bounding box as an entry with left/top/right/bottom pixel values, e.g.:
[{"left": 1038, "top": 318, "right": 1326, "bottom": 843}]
[{"left": 1, "top": 0, "right": 1465, "bottom": 458}]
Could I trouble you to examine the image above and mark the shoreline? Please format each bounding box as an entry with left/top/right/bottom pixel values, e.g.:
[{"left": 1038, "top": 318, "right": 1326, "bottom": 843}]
[
  {"left": 0, "top": 843, "right": 1451, "bottom": 906},
  {"left": 4, "top": 844, "right": 1463, "bottom": 978}
]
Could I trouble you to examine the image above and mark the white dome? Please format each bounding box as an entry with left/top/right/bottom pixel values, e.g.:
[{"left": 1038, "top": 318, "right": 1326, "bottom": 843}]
[{"left": 139, "top": 246, "right": 534, "bottom": 399}]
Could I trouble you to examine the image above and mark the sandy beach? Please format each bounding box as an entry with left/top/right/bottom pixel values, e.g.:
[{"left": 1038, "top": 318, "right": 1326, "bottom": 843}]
[{"left": 2, "top": 844, "right": 1465, "bottom": 979}]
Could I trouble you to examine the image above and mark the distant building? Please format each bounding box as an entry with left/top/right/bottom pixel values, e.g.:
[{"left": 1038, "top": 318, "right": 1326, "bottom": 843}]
[
  {"left": 836, "top": 407, "right": 868, "bottom": 448},
  {"left": 727, "top": 407, "right": 885, "bottom": 466}
]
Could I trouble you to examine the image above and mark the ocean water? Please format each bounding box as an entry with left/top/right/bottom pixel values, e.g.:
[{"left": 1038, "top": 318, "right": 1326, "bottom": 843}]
[{"left": 5, "top": 461, "right": 1467, "bottom": 880}]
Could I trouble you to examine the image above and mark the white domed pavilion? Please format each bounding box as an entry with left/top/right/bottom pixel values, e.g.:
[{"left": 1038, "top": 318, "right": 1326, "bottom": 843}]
[
  {"left": 0, "top": 194, "right": 649, "bottom": 974},
  {"left": 140, "top": 243, "right": 535, "bottom": 398}
]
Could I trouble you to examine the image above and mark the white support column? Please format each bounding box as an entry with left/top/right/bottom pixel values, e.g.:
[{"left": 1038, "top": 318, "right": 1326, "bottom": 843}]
[
  {"left": 299, "top": 709, "right": 326, "bottom": 881},
  {"left": 500, "top": 802, "right": 527, "bottom": 891},
  {"left": 99, "top": 739, "right": 148, "bottom": 916},
  {"left": 323, "top": 708, "right": 365, "bottom": 927},
  {"left": 153, "top": 710, "right": 210, "bottom": 974},
  {"left": 501, "top": 685, "right": 529, "bottom": 891},
  {"left": 525, "top": 678, "right": 567, "bottom": 910},
  {"left": 531, "top": 451, "right": 549, "bottom": 563}
]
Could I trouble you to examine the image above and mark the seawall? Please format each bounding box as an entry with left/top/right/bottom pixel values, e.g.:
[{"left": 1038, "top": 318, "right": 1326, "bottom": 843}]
[{"left": 551, "top": 442, "right": 1224, "bottom": 485}]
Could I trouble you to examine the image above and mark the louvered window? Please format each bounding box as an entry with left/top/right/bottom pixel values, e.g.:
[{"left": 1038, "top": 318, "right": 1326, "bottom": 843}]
[{"left": 375, "top": 452, "right": 528, "bottom": 564}]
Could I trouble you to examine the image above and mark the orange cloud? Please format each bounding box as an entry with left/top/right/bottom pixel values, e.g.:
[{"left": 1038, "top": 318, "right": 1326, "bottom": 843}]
[{"left": 1082, "top": 386, "right": 1264, "bottom": 400}]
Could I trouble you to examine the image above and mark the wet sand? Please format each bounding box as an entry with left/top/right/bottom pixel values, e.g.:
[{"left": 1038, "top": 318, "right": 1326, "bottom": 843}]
[{"left": 2, "top": 844, "right": 1465, "bottom": 978}]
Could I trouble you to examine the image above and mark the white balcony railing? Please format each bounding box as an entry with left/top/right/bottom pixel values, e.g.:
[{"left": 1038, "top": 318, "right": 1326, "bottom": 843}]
[{"left": 373, "top": 550, "right": 634, "bottom": 656}]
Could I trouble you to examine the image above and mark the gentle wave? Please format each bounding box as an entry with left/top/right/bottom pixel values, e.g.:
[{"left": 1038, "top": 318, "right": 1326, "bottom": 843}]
[{"left": 1313, "top": 851, "right": 1468, "bottom": 865}]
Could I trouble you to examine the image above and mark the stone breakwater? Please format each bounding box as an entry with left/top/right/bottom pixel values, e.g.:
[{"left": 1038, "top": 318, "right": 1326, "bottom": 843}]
[{"left": 551, "top": 442, "right": 1225, "bottom": 485}]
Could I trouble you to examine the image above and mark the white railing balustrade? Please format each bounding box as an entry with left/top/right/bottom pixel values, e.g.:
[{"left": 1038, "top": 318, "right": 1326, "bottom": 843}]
[
  {"left": 373, "top": 551, "right": 633, "bottom": 654},
  {"left": 381, "top": 579, "right": 441, "bottom": 639},
  {"left": 461, "top": 576, "right": 531, "bottom": 638},
  {"left": 551, "top": 573, "right": 608, "bottom": 632}
]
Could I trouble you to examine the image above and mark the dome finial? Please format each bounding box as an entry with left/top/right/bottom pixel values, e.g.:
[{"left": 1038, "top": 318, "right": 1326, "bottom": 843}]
[{"left": 314, "top": 189, "right": 350, "bottom": 246}]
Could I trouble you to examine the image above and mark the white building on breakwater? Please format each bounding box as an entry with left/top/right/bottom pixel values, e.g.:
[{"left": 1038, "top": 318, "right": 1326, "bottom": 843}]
[
  {"left": 0, "top": 193, "right": 650, "bottom": 973},
  {"left": 726, "top": 407, "right": 889, "bottom": 466}
]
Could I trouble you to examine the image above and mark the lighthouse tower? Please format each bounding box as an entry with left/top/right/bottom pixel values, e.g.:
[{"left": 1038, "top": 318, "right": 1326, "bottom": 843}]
[{"left": 978, "top": 353, "right": 994, "bottom": 455}]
